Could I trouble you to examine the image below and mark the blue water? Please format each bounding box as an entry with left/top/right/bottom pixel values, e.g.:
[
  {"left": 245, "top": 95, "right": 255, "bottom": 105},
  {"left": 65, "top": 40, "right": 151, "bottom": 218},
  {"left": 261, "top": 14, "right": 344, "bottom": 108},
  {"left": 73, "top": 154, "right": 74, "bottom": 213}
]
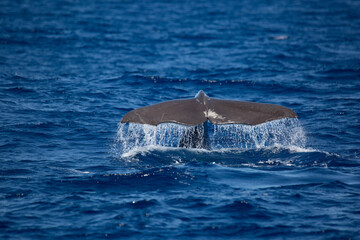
[{"left": 1, "top": 0, "right": 360, "bottom": 239}]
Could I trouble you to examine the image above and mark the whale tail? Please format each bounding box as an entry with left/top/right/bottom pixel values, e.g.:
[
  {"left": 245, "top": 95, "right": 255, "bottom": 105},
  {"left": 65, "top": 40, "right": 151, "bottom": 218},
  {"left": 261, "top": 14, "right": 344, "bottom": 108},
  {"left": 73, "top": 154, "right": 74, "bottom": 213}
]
[
  {"left": 121, "top": 90, "right": 297, "bottom": 126},
  {"left": 121, "top": 91, "right": 297, "bottom": 149}
]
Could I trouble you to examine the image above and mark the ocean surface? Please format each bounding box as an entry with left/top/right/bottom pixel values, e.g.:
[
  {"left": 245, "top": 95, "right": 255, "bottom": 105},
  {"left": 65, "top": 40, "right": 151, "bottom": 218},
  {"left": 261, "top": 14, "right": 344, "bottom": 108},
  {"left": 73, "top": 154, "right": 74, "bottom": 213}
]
[{"left": 1, "top": 0, "right": 360, "bottom": 239}]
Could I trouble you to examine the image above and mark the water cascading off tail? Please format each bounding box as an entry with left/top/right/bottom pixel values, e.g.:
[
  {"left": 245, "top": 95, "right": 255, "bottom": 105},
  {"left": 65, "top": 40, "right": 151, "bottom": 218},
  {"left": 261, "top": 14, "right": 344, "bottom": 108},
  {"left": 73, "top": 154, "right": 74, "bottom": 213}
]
[{"left": 115, "top": 118, "right": 306, "bottom": 155}]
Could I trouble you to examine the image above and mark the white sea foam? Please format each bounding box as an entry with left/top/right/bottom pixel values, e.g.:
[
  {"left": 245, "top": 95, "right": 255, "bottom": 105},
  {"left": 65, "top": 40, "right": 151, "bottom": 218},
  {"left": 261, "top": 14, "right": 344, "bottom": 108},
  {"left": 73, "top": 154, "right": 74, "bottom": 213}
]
[
  {"left": 120, "top": 143, "right": 211, "bottom": 158},
  {"left": 70, "top": 169, "right": 92, "bottom": 174}
]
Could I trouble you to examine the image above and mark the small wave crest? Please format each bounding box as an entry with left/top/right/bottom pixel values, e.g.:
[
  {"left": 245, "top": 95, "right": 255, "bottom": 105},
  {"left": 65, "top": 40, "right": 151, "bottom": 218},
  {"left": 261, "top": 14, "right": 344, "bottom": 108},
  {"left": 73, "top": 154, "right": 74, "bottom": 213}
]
[{"left": 114, "top": 119, "right": 306, "bottom": 157}]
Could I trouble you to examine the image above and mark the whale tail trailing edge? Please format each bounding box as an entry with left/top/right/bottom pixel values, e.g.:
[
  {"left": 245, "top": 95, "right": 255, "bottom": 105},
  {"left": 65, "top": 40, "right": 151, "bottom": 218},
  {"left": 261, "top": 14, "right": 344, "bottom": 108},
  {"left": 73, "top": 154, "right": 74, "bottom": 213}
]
[{"left": 121, "top": 90, "right": 297, "bottom": 126}]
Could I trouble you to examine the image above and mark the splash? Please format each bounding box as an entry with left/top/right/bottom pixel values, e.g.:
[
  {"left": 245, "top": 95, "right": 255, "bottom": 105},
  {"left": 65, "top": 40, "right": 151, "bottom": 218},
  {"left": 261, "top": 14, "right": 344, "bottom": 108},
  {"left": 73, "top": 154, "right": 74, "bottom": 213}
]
[{"left": 115, "top": 118, "right": 306, "bottom": 155}]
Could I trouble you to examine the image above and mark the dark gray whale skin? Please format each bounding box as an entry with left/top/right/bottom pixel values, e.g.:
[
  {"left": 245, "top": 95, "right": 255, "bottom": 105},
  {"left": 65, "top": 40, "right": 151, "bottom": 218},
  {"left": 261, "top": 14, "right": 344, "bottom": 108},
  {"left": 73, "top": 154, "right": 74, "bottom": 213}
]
[{"left": 121, "top": 90, "right": 297, "bottom": 126}]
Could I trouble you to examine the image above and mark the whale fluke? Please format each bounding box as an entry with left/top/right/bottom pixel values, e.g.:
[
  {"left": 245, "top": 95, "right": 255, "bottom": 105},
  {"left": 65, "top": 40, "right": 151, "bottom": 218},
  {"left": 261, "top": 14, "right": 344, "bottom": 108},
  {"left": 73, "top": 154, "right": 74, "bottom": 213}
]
[{"left": 121, "top": 91, "right": 297, "bottom": 126}]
